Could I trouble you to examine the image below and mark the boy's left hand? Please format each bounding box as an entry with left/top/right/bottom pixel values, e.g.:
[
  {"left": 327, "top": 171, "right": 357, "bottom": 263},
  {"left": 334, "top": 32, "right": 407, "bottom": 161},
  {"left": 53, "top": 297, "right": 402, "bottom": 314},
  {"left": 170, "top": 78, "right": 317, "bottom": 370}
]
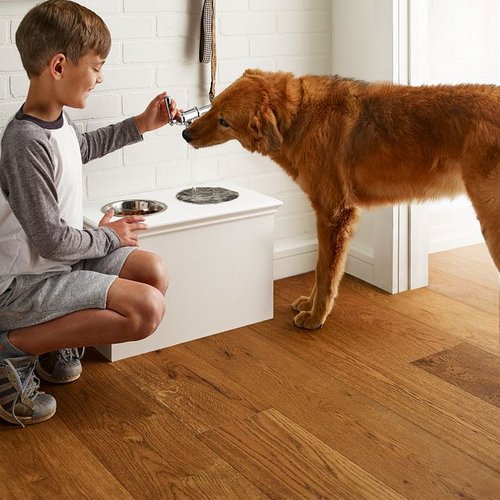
[{"left": 134, "top": 92, "right": 179, "bottom": 134}]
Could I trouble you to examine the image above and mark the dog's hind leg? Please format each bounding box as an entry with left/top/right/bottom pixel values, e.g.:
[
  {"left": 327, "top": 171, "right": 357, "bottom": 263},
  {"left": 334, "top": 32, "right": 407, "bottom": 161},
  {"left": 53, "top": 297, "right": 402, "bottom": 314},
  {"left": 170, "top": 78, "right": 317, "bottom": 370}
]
[
  {"left": 293, "top": 207, "right": 360, "bottom": 329},
  {"left": 464, "top": 165, "right": 500, "bottom": 272}
]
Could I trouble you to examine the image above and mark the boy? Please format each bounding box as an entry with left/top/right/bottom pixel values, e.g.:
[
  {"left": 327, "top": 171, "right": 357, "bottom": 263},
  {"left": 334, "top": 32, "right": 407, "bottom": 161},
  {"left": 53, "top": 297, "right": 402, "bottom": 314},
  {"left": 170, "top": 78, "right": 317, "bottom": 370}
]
[{"left": 0, "top": 0, "right": 179, "bottom": 426}]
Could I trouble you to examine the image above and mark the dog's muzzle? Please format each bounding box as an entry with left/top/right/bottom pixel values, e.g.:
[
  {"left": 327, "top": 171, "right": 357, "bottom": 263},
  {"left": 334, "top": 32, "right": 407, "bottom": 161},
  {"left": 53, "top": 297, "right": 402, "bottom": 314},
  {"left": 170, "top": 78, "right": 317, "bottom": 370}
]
[{"left": 182, "top": 129, "right": 193, "bottom": 143}]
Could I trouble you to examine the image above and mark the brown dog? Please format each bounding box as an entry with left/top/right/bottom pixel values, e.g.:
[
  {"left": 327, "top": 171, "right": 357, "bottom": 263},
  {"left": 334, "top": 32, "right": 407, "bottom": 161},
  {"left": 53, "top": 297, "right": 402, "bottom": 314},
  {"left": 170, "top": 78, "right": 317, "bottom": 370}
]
[{"left": 182, "top": 69, "right": 500, "bottom": 329}]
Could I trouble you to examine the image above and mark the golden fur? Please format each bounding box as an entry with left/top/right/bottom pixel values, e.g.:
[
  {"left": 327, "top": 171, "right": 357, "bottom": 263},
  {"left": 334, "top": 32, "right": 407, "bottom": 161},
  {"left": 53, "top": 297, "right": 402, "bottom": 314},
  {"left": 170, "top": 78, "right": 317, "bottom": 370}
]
[{"left": 183, "top": 69, "right": 500, "bottom": 329}]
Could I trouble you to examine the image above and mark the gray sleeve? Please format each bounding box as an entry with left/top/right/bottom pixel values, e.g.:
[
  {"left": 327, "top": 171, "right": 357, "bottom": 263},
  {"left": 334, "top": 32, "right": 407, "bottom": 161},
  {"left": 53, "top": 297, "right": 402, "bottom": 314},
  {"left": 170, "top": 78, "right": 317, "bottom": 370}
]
[
  {"left": 69, "top": 115, "right": 143, "bottom": 164},
  {"left": 0, "top": 123, "right": 120, "bottom": 262}
]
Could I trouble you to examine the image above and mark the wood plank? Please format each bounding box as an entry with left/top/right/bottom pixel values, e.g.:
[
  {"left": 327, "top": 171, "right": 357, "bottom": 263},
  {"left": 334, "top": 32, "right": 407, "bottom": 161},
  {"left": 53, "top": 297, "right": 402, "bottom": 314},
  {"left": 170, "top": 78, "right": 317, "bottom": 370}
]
[
  {"left": 427, "top": 267, "right": 498, "bottom": 316},
  {"left": 274, "top": 272, "right": 458, "bottom": 363},
  {"left": 199, "top": 409, "right": 405, "bottom": 500},
  {"left": 413, "top": 343, "right": 500, "bottom": 408},
  {"left": 340, "top": 274, "right": 499, "bottom": 354},
  {"left": 153, "top": 463, "right": 269, "bottom": 499},
  {"left": 0, "top": 418, "right": 133, "bottom": 499},
  {"left": 43, "top": 349, "right": 246, "bottom": 498},
  {"left": 186, "top": 326, "right": 500, "bottom": 499},
  {"left": 273, "top": 276, "right": 500, "bottom": 460},
  {"left": 271, "top": 275, "right": 500, "bottom": 489},
  {"left": 429, "top": 245, "right": 498, "bottom": 290},
  {"left": 432, "top": 244, "right": 498, "bottom": 276},
  {"left": 431, "top": 243, "right": 496, "bottom": 268},
  {"left": 113, "top": 343, "right": 267, "bottom": 434},
  {"left": 428, "top": 244, "right": 498, "bottom": 316},
  {"left": 248, "top": 308, "right": 500, "bottom": 498}
]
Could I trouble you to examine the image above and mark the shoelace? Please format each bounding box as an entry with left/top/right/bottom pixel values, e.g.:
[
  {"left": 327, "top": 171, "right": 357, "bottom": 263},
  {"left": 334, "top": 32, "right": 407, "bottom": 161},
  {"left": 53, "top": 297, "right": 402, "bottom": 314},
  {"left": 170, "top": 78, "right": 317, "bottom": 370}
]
[
  {"left": 57, "top": 347, "right": 85, "bottom": 365},
  {"left": 5, "top": 358, "right": 40, "bottom": 427}
]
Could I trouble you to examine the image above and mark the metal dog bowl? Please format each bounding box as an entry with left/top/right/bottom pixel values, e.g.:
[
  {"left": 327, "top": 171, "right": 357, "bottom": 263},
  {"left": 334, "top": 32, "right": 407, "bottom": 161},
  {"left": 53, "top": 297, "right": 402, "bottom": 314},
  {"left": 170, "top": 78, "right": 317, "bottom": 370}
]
[
  {"left": 176, "top": 187, "right": 239, "bottom": 205},
  {"left": 101, "top": 199, "right": 167, "bottom": 217}
]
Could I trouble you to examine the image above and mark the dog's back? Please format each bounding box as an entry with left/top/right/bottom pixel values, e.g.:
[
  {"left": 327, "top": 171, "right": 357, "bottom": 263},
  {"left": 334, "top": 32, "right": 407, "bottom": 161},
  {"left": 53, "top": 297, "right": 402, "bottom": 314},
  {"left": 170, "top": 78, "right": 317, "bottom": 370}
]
[
  {"left": 351, "top": 82, "right": 498, "bottom": 153},
  {"left": 289, "top": 76, "right": 500, "bottom": 206}
]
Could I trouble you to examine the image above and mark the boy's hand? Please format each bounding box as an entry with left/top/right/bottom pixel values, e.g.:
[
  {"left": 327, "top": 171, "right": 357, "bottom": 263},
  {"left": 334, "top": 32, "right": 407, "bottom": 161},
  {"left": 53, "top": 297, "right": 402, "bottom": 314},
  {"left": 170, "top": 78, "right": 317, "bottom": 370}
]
[
  {"left": 134, "top": 91, "right": 180, "bottom": 134},
  {"left": 98, "top": 209, "right": 148, "bottom": 247}
]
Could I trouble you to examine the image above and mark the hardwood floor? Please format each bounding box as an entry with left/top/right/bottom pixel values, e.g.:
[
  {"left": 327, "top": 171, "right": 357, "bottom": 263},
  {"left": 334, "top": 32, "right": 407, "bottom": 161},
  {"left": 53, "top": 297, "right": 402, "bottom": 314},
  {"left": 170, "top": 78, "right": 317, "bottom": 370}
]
[{"left": 1, "top": 244, "right": 498, "bottom": 499}]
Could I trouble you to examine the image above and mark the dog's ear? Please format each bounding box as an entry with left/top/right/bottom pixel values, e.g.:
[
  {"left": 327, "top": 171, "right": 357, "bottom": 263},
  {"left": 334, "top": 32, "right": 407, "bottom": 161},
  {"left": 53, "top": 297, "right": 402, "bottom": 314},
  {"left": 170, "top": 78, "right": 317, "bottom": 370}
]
[
  {"left": 251, "top": 108, "right": 283, "bottom": 153},
  {"left": 244, "top": 68, "right": 265, "bottom": 78}
]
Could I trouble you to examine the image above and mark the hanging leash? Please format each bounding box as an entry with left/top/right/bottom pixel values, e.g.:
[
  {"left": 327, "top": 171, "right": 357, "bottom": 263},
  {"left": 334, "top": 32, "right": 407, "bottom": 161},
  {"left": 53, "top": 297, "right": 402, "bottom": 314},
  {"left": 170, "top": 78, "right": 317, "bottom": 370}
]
[
  {"left": 165, "top": 2, "right": 215, "bottom": 126},
  {"left": 209, "top": 1, "right": 216, "bottom": 103},
  {"left": 199, "top": 0, "right": 217, "bottom": 102}
]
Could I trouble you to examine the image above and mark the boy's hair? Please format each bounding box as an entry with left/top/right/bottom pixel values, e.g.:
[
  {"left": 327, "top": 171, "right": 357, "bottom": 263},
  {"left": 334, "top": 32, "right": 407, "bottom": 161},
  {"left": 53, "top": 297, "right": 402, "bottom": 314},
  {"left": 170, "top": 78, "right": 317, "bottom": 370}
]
[{"left": 16, "top": 0, "right": 111, "bottom": 78}]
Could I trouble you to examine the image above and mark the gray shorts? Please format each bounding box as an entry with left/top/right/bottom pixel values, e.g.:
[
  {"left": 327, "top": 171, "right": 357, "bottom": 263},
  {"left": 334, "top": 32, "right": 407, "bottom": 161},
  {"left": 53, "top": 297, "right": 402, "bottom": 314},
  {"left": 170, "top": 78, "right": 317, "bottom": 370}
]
[{"left": 0, "top": 247, "right": 136, "bottom": 331}]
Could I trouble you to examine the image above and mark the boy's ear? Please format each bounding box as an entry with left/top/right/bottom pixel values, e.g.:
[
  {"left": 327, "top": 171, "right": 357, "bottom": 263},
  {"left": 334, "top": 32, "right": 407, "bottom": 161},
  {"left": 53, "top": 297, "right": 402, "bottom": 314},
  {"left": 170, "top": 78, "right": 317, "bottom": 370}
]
[{"left": 49, "top": 53, "right": 66, "bottom": 80}]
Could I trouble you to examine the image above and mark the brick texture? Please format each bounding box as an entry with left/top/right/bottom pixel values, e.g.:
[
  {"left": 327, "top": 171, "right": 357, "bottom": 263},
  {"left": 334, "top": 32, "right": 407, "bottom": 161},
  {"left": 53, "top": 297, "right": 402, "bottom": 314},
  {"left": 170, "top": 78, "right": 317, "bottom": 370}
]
[{"left": 0, "top": 1, "right": 332, "bottom": 243}]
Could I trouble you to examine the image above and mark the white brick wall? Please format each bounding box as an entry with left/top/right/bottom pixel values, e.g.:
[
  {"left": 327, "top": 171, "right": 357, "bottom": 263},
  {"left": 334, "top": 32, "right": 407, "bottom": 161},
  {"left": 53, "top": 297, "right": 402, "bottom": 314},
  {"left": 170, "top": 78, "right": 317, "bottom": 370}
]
[
  {"left": 0, "top": 75, "right": 7, "bottom": 100},
  {"left": 0, "top": 0, "right": 332, "bottom": 249},
  {"left": 0, "top": 19, "right": 8, "bottom": 45}
]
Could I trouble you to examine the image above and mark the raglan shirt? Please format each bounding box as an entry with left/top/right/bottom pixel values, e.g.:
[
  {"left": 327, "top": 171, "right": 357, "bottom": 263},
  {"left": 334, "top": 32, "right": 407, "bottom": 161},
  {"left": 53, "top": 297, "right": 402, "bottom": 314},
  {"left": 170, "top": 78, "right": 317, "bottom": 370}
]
[{"left": 0, "top": 110, "right": 143, "bottom": 295}]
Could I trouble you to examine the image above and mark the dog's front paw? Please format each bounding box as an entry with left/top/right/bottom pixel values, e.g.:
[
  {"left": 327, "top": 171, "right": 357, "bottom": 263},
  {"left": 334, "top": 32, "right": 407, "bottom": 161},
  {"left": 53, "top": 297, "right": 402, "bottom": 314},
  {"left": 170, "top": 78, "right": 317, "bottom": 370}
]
[
  {"left": 293, "top": 311, "right": 324, "bottom": 330},
  {"left": 292, "top": 295, "right": 312, "bottom": 312}
]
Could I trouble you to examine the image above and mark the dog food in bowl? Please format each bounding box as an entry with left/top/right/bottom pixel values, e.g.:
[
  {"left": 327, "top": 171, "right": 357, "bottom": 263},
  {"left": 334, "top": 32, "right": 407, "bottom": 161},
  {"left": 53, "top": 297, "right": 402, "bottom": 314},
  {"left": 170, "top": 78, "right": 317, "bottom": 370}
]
[
  {"left": 101, "top": 199, "right": 167, "bottom": 217},
  {"left": 176, "top": 187, "right": 239, "bottom": 204}
]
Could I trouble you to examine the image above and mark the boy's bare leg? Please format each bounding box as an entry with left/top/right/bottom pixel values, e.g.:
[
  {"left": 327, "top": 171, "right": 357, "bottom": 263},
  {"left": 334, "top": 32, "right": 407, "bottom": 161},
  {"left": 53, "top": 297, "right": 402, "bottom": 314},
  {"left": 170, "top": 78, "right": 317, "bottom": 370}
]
[
  {"left": 8, "top": 277, "right": 166, "bottom": 355},
  {"left": 118, "top": 249, "right": 169, "bottom": 295},
  {"left": 7, "top": 250, "right": 168, "bottom": 356}
]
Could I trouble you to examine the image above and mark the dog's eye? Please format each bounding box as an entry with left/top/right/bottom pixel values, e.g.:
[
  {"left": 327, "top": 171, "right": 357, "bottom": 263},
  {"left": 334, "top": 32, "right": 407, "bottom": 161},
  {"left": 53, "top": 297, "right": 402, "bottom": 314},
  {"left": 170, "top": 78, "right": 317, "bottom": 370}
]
[{"left": 218, "top": 117, "right": 230, "bottom": 128}]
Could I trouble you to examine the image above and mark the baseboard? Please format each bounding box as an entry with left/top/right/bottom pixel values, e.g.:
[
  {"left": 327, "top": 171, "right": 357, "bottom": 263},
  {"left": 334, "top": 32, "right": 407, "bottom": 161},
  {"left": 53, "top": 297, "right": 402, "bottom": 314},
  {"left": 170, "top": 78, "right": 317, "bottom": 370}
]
[
  {"left": 273, "top": 236, "right": 375, "bottom": 282},
  {"left": 345, "top": 246, "right": 375, "bottom": 285},
  {"left": 273, "top": 236, "right": 317, "bottom": 280},
  {"left": 429, "top": 231, "right": 484, "bottom": 254}
]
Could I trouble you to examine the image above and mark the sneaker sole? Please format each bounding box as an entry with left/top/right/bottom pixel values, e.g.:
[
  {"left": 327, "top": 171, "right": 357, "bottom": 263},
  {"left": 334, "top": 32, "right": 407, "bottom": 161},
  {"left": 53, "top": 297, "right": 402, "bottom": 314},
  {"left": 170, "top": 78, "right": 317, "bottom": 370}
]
[
  {"left": 0, "top": 405, "right": 56, "bottom": 426},
  {"left": 36, "top": 365, "right": 81, "bottom": 384}
]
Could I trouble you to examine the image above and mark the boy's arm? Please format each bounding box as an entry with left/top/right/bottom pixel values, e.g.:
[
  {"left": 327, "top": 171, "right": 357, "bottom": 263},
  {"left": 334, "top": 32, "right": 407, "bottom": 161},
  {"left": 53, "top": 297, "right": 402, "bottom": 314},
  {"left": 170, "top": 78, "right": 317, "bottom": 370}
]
[
  {"left": 73, "top": 92, "right": 174, "bottom": 163},
  {"left": 71, "top": 116, "right": 143, "bottom": 164},
  {"left": 0, "top": 128, "right": 120, "bottom": 261}
]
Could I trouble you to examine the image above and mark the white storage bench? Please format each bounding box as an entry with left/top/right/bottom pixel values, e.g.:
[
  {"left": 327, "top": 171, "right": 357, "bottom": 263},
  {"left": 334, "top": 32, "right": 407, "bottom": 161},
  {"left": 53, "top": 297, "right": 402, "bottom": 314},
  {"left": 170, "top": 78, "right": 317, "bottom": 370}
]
[{"left": 83, "top": 185, "right": 282, "bottom": 361}]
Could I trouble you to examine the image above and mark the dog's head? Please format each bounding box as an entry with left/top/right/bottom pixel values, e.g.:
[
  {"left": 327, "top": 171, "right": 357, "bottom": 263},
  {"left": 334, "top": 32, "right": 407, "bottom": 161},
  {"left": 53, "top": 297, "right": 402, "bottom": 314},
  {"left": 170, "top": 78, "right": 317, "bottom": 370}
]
[{"left": 182, "top": 69, "right": 289, "bottom": 155}]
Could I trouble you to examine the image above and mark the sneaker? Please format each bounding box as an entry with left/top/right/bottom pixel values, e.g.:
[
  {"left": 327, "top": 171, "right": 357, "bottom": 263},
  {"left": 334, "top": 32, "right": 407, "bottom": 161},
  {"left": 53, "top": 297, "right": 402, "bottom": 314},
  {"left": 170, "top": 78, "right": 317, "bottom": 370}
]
[
  {"left": 0, "top": 355, "right": 57, "bottom": 426},
  {"left": 36, "top": 348, "right": 85, "bottom": 384}
]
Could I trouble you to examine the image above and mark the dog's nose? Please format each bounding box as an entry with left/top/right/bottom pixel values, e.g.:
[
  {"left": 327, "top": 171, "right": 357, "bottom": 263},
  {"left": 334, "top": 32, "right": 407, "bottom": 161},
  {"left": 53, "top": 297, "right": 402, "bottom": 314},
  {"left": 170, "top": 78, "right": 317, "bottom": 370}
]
[{"left": 182, "top": 129, "right": 193, "bottom": 143}]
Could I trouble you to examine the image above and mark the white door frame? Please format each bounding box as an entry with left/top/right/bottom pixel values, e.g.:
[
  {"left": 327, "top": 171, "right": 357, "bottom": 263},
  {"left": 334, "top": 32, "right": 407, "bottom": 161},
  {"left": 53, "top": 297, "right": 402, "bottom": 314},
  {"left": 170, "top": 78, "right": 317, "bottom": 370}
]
[
  {"left": 369, "top": 0, "right": 430, "bottom": 293},
  {"left": 397, "top": 0, "right": 429, "bottom": 291},
  {"left": 332, "top": 0, "right": 428, "bottom": 294}
]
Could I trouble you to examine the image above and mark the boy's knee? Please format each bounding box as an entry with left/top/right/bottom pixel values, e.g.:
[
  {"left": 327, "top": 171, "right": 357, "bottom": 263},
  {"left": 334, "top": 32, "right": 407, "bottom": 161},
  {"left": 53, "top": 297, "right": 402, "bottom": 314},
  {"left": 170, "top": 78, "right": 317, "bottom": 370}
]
[
  {"left": 127, "top": 251, "right": 169, "bottom": 295},
  {"left": 150, "top": 253, "right": 169, "bottom": 295},
  {"left": 129, "top": 286, "right": 166, "bottom": 341}
]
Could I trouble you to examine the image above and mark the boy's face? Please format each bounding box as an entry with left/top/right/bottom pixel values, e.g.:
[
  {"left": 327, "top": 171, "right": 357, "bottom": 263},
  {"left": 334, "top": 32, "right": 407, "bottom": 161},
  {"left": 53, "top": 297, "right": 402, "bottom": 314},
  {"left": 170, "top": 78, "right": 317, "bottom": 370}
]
[{"left": 58, "top": 50, "right": 105, "bottom": 109}]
